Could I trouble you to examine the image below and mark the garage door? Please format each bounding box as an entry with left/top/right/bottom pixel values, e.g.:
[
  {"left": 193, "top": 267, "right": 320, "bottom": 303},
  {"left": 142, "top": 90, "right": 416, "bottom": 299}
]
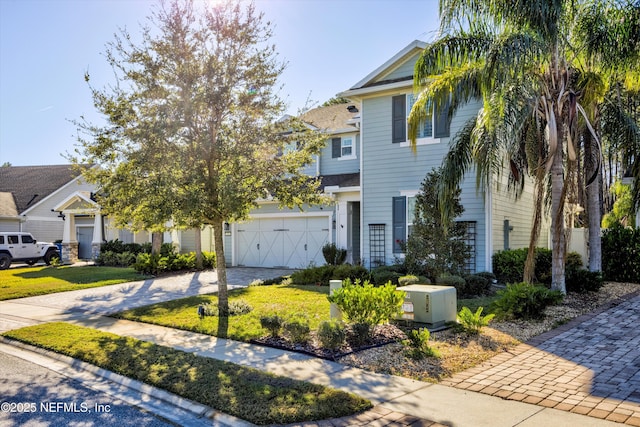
[{"left": 236, "top": 216, "right": 330, "bottom": 268}]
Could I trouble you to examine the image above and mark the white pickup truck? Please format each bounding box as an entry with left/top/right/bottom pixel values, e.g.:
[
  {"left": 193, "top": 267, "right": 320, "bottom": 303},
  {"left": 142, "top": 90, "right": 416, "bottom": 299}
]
[{"left": 0, "top": 232, "right": 60, "bottom": 269}]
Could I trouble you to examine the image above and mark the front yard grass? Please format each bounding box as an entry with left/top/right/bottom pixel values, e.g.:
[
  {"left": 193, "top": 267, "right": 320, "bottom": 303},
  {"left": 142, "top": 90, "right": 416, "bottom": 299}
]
[
  {"left": 115, "top": 283, "right": 330, "bottom": 341},
  {"left": 0, "top": 266, "right": 148, "bottom": 300},
  {"left": 2, "top": 322, "right": 371, "bottom": 425}
]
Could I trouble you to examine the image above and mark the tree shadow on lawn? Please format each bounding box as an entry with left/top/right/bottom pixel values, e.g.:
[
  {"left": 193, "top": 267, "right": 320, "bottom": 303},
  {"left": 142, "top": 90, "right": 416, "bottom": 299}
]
[
  {"left": 15, "top": 266, "right": 144, "bottom": 284},
  {"left": 88, "top": 334, "right": 370, "bottom": 425}
]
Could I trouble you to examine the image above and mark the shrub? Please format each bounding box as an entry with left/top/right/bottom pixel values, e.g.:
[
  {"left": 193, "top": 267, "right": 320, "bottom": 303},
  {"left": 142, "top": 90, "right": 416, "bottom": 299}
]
[
  {"left": 436, "top": 274, "right": 466, "bottom": 296},
  {"left": 132, "top": 251, "right": 216, "bottom": 274},
  {"left": 491, "top": 282, "right": 564, "bottom": 320},
  {"left": 457, "top": 306, "right": 495, "bottom": 334},
  {"left": 402, "top": 328, "right": 439, "bottom": 360},
  {"left": 101, "top": 239, "right": 126, "bottom": 254},
  {"left": 348, "top": 322, "right": 372, "bottom": 347},
  {"left": 462, "top": 274, "right": 491, "bottom": 297},
  {"left": 398, "top": 275, "right": 430, "bottom": 286},
  {"left": 370, "top": 268, "right": 402, "bottom": 286},
  {"left": 260, "top": 315, "right": 283, "bottom": 338},
  {"left": 283, "top": 317, "right": 310, "bottom": 344},
  {"left": 475, "top": 271, "right": 497, "bottom": 283},
  {"left": 566, "top": 269, "right": 604, "bottom": 293},
  {"left": 327, "top": 279, "right": 405, "bottom": 326},
  {"left": 492, "top": 248, "right": 583, "bottom": 285},
  {"left": 317, "top": 320, "right": 346, "bottom": 350},
  {"left": 198, "top": 300, "right": 253, "bottom": 317},
  {"left": 602, "top": 224, "right": 640, "bottom": 282},
  {"left": 331, "top": 264, "right": 371, "bottom": 282},
  {"left": 290, "top": 265, "right": 335, "bottom": 285},
  {"left": 322, "top": 243, "right": 347, "bottom": 265}
]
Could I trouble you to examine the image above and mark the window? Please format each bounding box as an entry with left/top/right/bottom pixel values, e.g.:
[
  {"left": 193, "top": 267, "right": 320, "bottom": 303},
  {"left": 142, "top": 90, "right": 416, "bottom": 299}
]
[
  {"left": 407, "top": 94, "right": 433, "bottom": 139},
  {"left": 407, "top": 195, "right": 417, "bottom": 236},
  {"left": 21, "top": 235, "right": 34, "bottom": 244},
  {"left": 393, "top": 194, "right": 417, "bottom": 253},
  {"left": 0, "top": 236, "right": 3, "bottom": 244},
  {"left": 392, "top": 93, "right": 450, "bottom": 144},
  {"left": 332, "top": 136, "right": 356, "bottom": 159},
  {"left": 8, "top": 235, "right": 18, "bottom": 244},
  {"left": 341, "top": 137, "right": 353, "bottom": 157}
]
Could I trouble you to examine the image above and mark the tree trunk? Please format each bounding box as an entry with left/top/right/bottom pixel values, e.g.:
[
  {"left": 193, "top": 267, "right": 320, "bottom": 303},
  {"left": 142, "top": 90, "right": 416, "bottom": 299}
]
[
  {"left": 213, "top": 221, "right": 229, "bottom": 317},
  {"left": 151, "top": 231, "right": 163, "bottom": 255},
  {"left": 584, "top": 133, "right": 602, "bottom": 272},
  {"left": 195, "top": 226, "right": 203, "bottom": 269},
  {"left": 550, "top": 136, "right": 567, "bottom": 294},
  {"left": 524, "top": 171, "right": 545, "bottom": 283}
]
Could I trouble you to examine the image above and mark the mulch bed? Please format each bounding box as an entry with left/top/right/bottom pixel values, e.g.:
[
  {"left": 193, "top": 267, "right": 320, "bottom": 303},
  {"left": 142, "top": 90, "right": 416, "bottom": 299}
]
[{"left": 251, "top": 323, "right": 408, "bottom": 360}]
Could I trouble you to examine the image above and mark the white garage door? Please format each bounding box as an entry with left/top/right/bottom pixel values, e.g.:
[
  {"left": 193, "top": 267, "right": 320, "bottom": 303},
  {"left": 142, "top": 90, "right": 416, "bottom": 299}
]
[{"left": 236, "top": 216, "right": 330, "bottom": 268}]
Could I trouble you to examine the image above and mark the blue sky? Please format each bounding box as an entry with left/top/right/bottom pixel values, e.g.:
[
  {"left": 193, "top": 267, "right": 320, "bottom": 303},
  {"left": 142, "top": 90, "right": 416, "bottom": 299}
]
[{"left": 0, "top": 0, "right": 440, "bottom": 166}]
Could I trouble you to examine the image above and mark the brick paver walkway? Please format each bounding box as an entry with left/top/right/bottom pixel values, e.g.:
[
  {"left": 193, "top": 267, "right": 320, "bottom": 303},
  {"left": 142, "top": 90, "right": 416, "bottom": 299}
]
[{"left": 442, "top": 292, "right": 640, "bottom": 425}]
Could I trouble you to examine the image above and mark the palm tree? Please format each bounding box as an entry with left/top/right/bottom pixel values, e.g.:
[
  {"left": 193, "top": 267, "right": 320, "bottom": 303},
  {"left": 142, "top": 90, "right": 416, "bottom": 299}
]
[
  {"left": 572, "top": 1, "right": 640, "bottom": 272},
  {"left": 409, "top": 0, "right": 639, "bottom": 293}
]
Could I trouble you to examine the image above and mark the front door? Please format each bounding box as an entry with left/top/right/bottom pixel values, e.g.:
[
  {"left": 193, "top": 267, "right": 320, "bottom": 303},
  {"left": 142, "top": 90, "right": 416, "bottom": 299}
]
[{"left": 77, "top": 227, "right": 93, "bottom": 259}]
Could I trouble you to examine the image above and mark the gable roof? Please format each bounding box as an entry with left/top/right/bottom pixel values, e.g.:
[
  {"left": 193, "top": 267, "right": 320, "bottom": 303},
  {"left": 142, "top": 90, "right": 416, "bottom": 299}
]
[
  {"left": 0, "top": 192, "right": 18, "bottom": 217},
  {"left": 0, "top": 165, "right": 89, "bottom": 214},
  {"left": 300, "top": 103, "right": 360, "bottom": 134},
  {"left": 339, "top": 40, "right": 427, "bottom": 98}
]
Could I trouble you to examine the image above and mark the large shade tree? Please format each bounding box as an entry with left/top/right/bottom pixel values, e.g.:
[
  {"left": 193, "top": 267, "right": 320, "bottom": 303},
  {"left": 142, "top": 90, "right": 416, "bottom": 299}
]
[
  {"left": 409, "top": 0, "right": 640, "bottom": 293},
  {"left": 72, "top": 0, "right": 326, "bottom": 315}
]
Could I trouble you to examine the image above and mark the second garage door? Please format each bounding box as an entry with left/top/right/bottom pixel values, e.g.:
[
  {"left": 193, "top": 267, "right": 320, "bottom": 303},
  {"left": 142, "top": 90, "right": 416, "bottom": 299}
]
[{"left": 236, "top": 216, "right": 330, "bottom": 268}]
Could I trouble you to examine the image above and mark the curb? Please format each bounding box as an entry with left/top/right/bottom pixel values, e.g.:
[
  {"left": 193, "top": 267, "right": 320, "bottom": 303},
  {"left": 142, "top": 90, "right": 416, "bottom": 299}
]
[{"left": 0, "top": 336, "right": 255, "bottom": 427}]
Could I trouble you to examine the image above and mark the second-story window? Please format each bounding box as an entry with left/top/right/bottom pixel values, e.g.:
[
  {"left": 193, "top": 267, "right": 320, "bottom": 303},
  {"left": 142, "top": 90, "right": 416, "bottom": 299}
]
[
  {"left": 341, "top": 137, "right": 353, "bottom": 157},
  {"left": 332, "top": 136, "right": 356, "bottom": 159},
  {"left": 392, "top": 93, "right": 451, "bottom": 144}
]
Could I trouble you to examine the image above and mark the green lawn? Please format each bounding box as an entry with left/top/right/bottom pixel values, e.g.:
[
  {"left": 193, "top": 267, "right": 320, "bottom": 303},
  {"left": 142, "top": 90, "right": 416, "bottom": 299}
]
[
  {"left": 115, "top": 283, "right": 330, "bottom": 341},
  {"left": 2, "top": 323, "right": 371, "bottom": 425},
  {"left": 0, "top": 266, "right": 148, "bottom": 300}
]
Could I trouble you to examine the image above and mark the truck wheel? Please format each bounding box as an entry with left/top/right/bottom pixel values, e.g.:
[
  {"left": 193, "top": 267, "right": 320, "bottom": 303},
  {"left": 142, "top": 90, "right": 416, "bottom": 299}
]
[
  {"left": 44, "top": 249, "right": 60, "bottom": 265},
  {"left": 0, "top": 254, "right": 10, "bottom": 270}
]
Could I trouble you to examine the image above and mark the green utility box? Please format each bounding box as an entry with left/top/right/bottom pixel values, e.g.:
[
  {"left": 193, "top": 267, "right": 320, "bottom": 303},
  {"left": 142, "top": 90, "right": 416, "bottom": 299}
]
[{"left": 396, "top": 285, "right": 457, "bottom": 327}]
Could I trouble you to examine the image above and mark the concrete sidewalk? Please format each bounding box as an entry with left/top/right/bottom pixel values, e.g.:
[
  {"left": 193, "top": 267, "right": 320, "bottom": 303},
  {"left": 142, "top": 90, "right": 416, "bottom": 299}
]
[{"left": 0, "top": 269, "right": 631, "bottom": 426}]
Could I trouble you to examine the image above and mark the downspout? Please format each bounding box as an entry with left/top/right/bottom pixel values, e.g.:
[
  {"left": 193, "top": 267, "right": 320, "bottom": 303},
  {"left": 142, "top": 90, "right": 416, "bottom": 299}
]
[{"left": 484, "top": 180, "right": 493, "bottom": 272}]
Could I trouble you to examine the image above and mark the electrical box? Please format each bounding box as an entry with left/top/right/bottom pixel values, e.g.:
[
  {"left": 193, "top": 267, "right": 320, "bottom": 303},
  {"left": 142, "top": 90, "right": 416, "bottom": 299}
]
[{"left": 396, "top": 285, "right": 457, "bottom": 327}]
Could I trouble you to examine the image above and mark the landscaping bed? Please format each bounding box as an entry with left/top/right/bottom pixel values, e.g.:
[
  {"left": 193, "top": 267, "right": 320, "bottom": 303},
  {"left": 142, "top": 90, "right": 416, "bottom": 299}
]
[{"left": 339, "top": 281, "right": 640, "bottom": 382}]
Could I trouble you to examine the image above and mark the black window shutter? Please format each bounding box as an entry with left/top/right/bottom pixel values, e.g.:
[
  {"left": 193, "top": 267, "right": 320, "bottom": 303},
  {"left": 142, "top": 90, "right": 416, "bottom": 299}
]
[
  {"left": 392, "top": 196, "right": 406, "bottom": 253},
  {"left": 331, "top": 137, "right": 341, "bottom": 158},
  {"left": 434, "top": 97, "right": 451, "bottom": 138},
  {"left": 392, "top": 95, "right": 406, "bottom": 143}
]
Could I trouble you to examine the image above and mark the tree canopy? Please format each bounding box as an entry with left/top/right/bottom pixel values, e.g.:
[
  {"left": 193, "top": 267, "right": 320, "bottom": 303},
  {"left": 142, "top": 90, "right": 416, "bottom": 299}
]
[
  {"left": 409, "top": 0, "right": 640, "bottom": 292},
  {"left": 71, "top": 0, "right": 326, "bottom": 315}
]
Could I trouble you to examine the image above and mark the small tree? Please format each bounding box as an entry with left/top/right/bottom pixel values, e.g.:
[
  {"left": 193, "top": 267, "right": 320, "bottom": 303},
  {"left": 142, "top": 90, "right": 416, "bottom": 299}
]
[
  {"left": 404, "top": 168, "right": 469, "bottom": 281},
  {"left": 71, "top": 0, "right": 326, "bottom": 316}
]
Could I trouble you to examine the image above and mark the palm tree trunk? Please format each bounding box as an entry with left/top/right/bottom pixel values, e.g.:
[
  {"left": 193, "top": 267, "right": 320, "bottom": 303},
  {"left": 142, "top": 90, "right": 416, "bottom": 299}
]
[
  {"left": 550, "top": 136, "right": 567, "bottom": 294},
  {"left": 585, "top": 133, "right": 602, "bottom": 271},
  {"left": 213, "top": 221, "right": 229, "bottom": 317}
]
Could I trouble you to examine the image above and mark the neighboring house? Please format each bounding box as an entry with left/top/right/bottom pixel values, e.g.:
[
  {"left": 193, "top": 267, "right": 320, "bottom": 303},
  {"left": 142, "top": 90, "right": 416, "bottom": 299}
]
[
  {"left": 335, "top": 40, "right": 545, "bottom": 272},
  {"left": 219, "top": 102, "right": 362, "bottom": 268},
  {"left": 0, "top": 165, "right": 103, "bottom": 262}
]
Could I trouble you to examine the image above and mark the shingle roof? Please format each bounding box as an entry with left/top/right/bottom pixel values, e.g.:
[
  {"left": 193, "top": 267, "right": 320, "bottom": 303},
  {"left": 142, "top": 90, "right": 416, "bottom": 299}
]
[
  {"left": 0, "top": 192, "right": 18, "bottom": 217},
  {"left": 0, "top": 165, "right": 89, "bottom": 214},
  {"left": 319, "top": 173, "right": 360, "bottom": 190},
  {"left": 300, "top": 103, "right": 360, "bottom": 133}
]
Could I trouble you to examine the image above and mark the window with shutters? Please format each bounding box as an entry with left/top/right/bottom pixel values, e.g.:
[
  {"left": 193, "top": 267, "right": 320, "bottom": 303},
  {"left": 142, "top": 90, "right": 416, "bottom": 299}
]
[
  {"left": 392, "top": 93, "right": 450, "bottom": 146},
  {"left": 331, "top": 136, "right": 356, "bottom": 160}
]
